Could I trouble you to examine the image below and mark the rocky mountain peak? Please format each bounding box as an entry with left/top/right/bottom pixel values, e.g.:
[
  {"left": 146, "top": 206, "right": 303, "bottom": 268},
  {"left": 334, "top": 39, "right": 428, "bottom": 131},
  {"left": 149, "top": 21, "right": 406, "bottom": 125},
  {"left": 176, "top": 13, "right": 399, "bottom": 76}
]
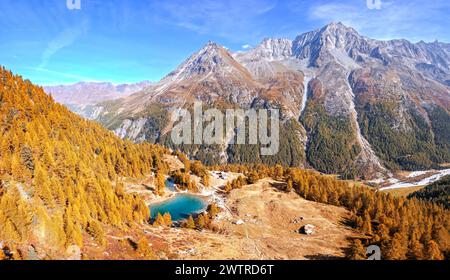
[
  {"left": 321, "top": 21, "right": 355, "bottom": 33},
  {"left": 163, "top": 41, "right": 251, "bottom": 82},
  {"left": 59, "top": 22, "right": 450, "bottom": 180},
  {"left": 292, "top": 22, "right": 370, "bottom": 66},
  {"left": 249, "top": 38, "right": 293, "bottom": 61},
  {"left": 202, "top": 40, "right": 224, "bottom": 52}
]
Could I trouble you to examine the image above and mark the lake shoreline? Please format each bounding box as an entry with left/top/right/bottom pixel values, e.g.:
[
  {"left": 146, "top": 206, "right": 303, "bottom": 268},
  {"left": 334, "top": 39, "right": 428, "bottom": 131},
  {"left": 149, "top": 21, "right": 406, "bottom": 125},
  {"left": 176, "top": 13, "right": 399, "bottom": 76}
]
[
  {"left": 148, "top": 191, "right": 211, "bottom": 207},
  {"left": 148, "top": 191, "right": 213, "bottom": 222},
  {"left": 147, "top": 171, "right": 239, "bottom": 222}
]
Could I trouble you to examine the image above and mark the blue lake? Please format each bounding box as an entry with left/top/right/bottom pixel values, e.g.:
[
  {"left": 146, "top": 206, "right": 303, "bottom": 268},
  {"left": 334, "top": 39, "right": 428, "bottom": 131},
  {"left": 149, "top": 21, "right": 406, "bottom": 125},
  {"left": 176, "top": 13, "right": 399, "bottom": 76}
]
[
  {"left": 165, "top": 179, "right": 176, "bottom": 192},
  {"left": 150, "top": 193, "right": 208, "bottom": 221}
]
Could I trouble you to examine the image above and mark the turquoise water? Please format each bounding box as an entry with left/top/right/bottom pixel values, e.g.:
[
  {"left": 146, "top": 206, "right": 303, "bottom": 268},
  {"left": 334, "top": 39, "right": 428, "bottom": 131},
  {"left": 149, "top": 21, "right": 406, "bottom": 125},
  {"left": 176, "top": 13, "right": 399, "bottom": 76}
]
[
  {"left": 150, "top": 194, "right": 208, "bottom": 221},
  {"left": 165, "top": 179, "right": 176, "bottom": 192}
]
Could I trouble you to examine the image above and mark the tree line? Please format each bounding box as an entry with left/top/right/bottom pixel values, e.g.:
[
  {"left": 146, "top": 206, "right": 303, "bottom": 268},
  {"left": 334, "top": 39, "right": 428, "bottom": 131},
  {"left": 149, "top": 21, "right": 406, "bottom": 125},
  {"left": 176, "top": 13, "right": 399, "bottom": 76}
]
[
  {"left": 213, "top": 163, "right": 449, "bottom": 260},
  {"left": 0, "top": 67, "right": 171, "bottom": 259}
]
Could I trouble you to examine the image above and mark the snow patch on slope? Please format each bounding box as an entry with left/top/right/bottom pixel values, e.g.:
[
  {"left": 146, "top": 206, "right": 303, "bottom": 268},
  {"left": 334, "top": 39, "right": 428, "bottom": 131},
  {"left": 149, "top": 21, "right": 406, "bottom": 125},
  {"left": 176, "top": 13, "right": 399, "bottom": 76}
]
[
  {"left": 300, "top": 76, "right": 312, "bottom": 115},
  {"left": 379, "top": 169, "right": 450, "bottom": 191}
]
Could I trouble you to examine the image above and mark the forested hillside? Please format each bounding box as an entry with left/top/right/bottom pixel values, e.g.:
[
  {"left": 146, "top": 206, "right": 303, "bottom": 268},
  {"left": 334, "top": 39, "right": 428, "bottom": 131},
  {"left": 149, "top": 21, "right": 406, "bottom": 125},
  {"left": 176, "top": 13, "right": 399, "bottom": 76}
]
[
  {"left": 88, "top": 23, "right": 450, "bottom": 179},
  {"left": 302, "top": 99, "right": 361, "bottom": 179},
  {"left": 215, "top": 164, "right": 450, "bottom": 260},
  {"left": 357, "top": 102, "right": 450, "bottom": 171},
  {"left": 408, "top": 176, "right": 450, "bottom": 208},
  {"left": 0, "top": 66, "right": 448, "bottom": 260},
  {"left": 0, "top": 67, "right": 169, "bottom": 259}
]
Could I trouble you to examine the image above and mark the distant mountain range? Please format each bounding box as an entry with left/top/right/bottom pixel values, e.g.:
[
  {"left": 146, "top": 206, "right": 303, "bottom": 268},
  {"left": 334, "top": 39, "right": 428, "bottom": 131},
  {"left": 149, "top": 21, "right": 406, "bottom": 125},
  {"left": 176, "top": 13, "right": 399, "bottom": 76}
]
[
  {"left": 44, "top": 81, "right": 153, "bottom": 118},
  {"left": 48, "top": 22, "right": 450, "bottom": 179}
]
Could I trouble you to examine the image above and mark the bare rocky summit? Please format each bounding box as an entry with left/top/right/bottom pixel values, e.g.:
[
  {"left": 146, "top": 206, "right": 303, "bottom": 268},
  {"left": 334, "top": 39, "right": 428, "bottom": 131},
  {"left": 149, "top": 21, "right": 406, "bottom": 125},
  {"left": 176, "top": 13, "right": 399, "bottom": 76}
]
[{"left": 49, "top": 22, "right": 450, "bottom": 179}]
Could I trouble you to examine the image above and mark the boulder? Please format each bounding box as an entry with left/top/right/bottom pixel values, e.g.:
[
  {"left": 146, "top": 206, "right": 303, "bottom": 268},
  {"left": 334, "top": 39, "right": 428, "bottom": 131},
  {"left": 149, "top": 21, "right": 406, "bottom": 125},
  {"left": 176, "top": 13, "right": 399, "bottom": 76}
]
[{"left": 300, "top": 224, "right": 316, "bottom": 235}]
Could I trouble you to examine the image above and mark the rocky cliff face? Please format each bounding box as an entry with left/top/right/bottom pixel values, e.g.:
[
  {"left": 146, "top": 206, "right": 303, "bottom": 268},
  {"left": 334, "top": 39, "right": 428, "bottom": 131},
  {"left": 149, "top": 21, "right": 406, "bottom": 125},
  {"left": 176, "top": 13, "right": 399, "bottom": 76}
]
[{"left": 54, "top": 22, "right": 450, "bottom": 179}]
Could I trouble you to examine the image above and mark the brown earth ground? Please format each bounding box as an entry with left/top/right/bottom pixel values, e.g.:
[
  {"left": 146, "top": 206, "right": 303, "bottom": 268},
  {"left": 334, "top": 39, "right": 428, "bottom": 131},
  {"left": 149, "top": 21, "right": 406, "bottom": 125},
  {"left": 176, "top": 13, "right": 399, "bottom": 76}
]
[{"left": 84, "top": 179, "right": 357, "bottom": 260}]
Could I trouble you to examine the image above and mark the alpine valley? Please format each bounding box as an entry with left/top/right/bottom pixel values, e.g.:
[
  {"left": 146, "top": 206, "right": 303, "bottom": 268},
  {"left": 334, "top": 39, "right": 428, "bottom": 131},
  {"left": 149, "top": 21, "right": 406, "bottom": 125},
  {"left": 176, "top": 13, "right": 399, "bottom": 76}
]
[
  {"left": 47, "top": 22, "right": 450, "bottom": 180},
  {"left": 1, "top": 22, "right": 449, "bottom": 261}
]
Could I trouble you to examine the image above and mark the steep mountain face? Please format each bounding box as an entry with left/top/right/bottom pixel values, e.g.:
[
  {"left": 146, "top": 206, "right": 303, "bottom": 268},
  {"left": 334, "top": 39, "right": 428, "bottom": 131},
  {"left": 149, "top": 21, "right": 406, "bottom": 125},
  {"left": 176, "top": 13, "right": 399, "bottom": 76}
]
[
  {"left": 95, "top": 42, "right": 308, "bottom": 167},
  {"left": 302, "top": 24, "right": 449, "bottom": 175},
  {"left": 83, "top": 22, "right": 449, "bottom": 179},
  {"left": 0, "top": 67, "right": 168, "bottom": 258},
  {"left": 235, "top": 38, "right": 294, "bottom": 79},
  {"left": 44, "top": 81, "right": 152, "bottom": 119}
]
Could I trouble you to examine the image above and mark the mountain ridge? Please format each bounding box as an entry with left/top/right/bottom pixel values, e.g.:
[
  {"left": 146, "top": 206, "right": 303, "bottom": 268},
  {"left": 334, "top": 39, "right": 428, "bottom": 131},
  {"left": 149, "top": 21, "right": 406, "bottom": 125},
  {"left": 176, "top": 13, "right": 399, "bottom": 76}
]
[
  {"left": 50, "top": 22, "right": 450, "bottom": 179},
  {"left": 45, "top": 81, "right": 153, "bottom": 105}
]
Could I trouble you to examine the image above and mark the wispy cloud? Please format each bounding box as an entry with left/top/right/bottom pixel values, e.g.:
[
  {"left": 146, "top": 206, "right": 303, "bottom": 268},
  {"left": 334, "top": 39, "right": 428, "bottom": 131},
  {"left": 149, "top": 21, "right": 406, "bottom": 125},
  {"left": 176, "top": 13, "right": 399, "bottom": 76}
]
[
  {"left": 151, "top": 0, "right": 277, "bottom": 42},
  {"left": 308, "top": 0, "right": 450, "bottom": 42},
  {"left": 29, "top": 67, "right": 98, "bottom": 86},
  {"left": 39, "top": 19, "right": 89, "bottom": 68},
  {"left": 242, "top": 44, "right": 252, "bottom": 49}
]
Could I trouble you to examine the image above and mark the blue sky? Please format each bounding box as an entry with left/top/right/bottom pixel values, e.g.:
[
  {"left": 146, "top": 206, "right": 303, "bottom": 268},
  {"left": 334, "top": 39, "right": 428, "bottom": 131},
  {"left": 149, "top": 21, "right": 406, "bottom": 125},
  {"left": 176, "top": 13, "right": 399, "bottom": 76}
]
[{"left": 1, "top": 0, "right": 449, "bottom": 85}]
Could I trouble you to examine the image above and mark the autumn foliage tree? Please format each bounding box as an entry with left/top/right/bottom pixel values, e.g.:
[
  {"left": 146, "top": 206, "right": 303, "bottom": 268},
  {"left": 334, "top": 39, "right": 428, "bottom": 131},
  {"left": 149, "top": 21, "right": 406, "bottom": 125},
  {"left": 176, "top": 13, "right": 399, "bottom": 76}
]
[
  {"left": 156, "top": 172, "right": 166, "bottom": 196},
  {"left": 185, "top": 215, "right": 196, "bottom": 229},
  {"left": 213, "top": 163, "right": 450, "bottom": 260},
  {"left": 347, "top": 239, "right": 367, "bottom": 260},
  {"left": 0, "top": 67, "right": 169, "bottom": 253}
]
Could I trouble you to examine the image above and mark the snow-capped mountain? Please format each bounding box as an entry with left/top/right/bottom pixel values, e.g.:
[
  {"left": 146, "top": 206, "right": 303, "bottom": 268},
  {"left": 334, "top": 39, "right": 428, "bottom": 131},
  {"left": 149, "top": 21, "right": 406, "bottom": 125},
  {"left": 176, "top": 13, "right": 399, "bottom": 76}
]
[{"left": 57, "top": 22, "right": 450, "bottom": 179}]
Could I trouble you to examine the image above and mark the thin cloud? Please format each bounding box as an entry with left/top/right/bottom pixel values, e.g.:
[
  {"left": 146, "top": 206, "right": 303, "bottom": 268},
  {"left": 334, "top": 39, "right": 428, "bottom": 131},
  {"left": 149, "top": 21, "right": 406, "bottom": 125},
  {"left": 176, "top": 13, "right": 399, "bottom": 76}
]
[
  {"left": 151, "top": 0, "right": 277, "bottom": 42},
  {"left": 29, "top": 67, "right": 97, "bottom": 86},
  {"left": 39, "top": 19, "right": 89, "bottom": 68},
  {"left": 308, "top": 0, "right": 450, "bottom": 42}
]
